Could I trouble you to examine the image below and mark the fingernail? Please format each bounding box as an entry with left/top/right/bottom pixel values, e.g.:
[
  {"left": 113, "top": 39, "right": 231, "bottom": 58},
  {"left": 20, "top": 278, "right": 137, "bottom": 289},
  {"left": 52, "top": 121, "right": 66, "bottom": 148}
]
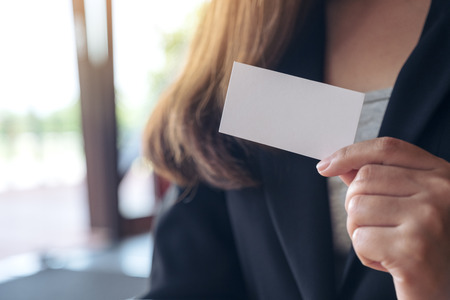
[{"left": 316, "top": 158, "right": 331, "bottom": 173}]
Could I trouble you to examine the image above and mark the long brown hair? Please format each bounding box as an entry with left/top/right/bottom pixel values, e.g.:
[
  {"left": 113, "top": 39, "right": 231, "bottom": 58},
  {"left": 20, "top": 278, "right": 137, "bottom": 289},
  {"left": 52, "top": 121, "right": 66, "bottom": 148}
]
[{"left": 143, "top": 0, "right": 306, "bottom": 189}]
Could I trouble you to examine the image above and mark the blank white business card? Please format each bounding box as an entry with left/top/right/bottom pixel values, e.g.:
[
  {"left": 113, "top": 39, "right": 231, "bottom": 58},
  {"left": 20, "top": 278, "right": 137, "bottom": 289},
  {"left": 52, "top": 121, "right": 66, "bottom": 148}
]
[{"left": 219, "top": 62, "right": 365, "bottom": 160}]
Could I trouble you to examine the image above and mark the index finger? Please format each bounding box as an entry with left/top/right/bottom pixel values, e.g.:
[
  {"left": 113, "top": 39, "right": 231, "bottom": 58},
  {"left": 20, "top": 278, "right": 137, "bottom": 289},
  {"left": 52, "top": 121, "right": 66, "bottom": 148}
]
[{"left": 316, "top": 137, "right": 441, "bottom": 177}]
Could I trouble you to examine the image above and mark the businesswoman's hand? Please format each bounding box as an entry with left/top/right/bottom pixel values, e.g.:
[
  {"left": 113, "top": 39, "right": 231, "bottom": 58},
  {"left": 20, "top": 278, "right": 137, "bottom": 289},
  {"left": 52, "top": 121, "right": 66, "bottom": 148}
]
[{"left": 317, "top": 137, "right": 450, "bottom": 300}]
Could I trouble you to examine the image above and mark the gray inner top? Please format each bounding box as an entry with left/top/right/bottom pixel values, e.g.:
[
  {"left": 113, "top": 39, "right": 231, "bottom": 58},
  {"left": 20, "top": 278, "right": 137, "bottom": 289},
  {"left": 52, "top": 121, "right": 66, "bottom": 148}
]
[{"left": 327, "top": 87, "right": 392, "bottom": 256}]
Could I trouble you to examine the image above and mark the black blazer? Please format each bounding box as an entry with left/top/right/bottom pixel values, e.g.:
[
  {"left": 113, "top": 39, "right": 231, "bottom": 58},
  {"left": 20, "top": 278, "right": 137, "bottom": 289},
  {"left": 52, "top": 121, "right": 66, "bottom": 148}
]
[{"left": 142, "top": 0, "right": 450, "bottom": 299}]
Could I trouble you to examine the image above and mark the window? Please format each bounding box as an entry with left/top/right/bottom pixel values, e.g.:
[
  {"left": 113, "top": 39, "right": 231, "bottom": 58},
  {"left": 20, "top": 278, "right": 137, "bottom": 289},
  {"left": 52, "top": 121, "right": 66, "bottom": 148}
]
[{"left": 0, "top": 0, "right": 89, "bottom": 259}]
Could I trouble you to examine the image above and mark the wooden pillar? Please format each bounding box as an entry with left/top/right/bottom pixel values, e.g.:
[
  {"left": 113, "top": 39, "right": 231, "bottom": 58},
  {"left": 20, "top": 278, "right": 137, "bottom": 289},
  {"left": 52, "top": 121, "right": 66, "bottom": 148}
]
[{"left": 72, "top": 0, "right": 120, "bottom": 240}]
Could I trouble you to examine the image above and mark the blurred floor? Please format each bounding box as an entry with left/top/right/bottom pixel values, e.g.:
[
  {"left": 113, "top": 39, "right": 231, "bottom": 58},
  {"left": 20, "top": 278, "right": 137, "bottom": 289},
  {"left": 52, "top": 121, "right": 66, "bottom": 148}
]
[
  {"left": 0, "top": 269, "right": 148, "bottom": 300},
  {"left": 0, "top": 232, "right": 152, "bottom": 299},
  {"left": 0, "top": 183, "right": 153, "bottom": 299}
]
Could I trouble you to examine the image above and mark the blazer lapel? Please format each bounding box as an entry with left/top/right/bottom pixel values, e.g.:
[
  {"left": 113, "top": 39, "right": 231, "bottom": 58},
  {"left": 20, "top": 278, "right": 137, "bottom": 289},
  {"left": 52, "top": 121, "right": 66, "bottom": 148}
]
[
  {"left": 257, "top": 1, "right": 338, "bottom": 298},
  {"left": 259, "top": 150, "right": 336, "bottom": 299},
  {"left": 379, "top": 0, "right": 450, "bottom": 143}
]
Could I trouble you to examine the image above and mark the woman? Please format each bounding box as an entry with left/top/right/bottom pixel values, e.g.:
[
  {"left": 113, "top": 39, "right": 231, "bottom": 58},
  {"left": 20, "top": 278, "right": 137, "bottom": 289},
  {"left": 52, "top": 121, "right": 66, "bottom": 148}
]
[{"left": 141, "top": 0, "right": 450, "bottom": 299}]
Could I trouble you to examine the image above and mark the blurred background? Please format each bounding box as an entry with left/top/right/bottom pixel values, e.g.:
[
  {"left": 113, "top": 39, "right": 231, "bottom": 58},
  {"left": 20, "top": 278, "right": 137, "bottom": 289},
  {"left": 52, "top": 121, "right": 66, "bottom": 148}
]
[{"left": 0, "top": 0, "right": 204, "bottom": 299}]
